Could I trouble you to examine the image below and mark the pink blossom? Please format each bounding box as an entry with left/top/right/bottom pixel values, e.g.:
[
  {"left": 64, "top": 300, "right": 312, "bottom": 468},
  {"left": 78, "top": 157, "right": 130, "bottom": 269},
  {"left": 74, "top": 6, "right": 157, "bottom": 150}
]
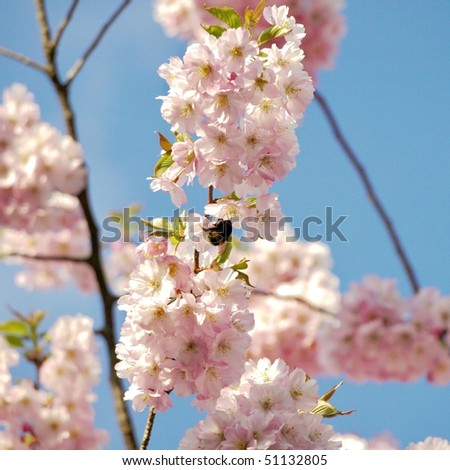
[
  {"left": 179, "top": 358, "right": 340, "bottom": 450},
  {"left": 153, "top": 0, "right": 346, "bottom": 81}
]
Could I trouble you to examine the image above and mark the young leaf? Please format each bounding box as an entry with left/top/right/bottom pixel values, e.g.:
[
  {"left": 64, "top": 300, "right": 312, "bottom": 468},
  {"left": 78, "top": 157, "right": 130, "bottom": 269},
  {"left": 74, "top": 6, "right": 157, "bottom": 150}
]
[
  {"left": 235, "top": 271, "right": 255, "bottom": 288},
  {"left": 154, "top": 153, "right": 174, "bottom": 177},
  {"left": 205, "top": 6, "right": 243, "bottom": 28},
  {"left": 230, "top": 258, "right": 250, "bottom": 271},
  {"left": 175, "top": 132, "right": 192, "bottom": 143},
  {"left": 244, "top": 0, "right": 265, "bottom": 29},
  {"left": 142, "top": 217, "right": 172, "bottom": 231},
  {"left": 157, "top": 132, "right": 172, "bottom": 152},
  {"left": 0, "top": 320, "right": 28, "bottom": 337},
  {"left": 319, "top": 381, "right": 344, "bottom": 402},
  {"left": 310, "top": 400, "right": 355, "bottom": 418},
  {"left": 201, "top": 24, "right": 227, "bottom": 38},
  {"left": 5, "top": 335, "right": 24, "bottom": 348},
  {"left": 257, "top": 24, "right": 292, "bottom": 45}
]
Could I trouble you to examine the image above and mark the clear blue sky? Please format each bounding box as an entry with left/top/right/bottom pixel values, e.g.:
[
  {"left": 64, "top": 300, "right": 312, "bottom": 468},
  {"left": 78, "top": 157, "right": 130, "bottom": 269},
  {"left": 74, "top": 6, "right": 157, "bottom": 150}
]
[{"left": 1, "top": 0, "right": 449, "bottom": 450}]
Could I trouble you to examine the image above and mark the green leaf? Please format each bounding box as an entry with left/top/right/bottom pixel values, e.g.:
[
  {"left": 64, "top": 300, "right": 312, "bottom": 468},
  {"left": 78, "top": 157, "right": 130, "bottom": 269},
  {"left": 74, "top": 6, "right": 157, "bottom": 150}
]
[
  {"left": 201, "top": 24, "right": 227, "bottom": 38},
  {"left": 175, "top": 132, "right": 192, "bottom": 143},
  {"left": 230, "top": 258, "right": 250, "bottom": 271},
  {"left": 0, "top": 320, "right": 28, "bottom": 337},
  {"left": 154, "top": 153, "right": 174, "bottom": 177},
  {"left": 142, "top": 217, "right": 172, "bottom": 231},
  {"left": 5, "top": 335, "right": 25, "bottom": 348},
  {"left": 235, "top": 271, "right": 255, "bottom": 288},
  {"left": 310, "top": 400, "right": 355, "bottom": 418},
  {"left": 205, "top": 6, "right": 243, "bottom": 28},
  {"left": 246, "top": 196, "right": 257, "bottom": 209},
  {"left": 215, "top": 240, "right": 233, "bottom": 266},
  {"left": 172, "top": 214, "right": 186, "bottom": 241},
  {"left": 257, "top": 24, "right": 292, "bottom": 45},
  {"left": 157, "top": 132, "right": 172, "bottom": 152}
]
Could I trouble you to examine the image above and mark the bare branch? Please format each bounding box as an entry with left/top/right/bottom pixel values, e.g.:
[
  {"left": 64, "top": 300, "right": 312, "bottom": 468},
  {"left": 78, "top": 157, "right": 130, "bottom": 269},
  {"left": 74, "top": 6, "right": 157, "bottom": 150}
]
[
  {"left": 34, "top": 0, "right": 53, "bottom": 60},
  {"left": 140, "top": 408, "right": 156, "bottom": 450},
  {"left": 252, "top": 289, "right": 335, "bottom": 316},
  {"left": 0, "top": 46, "right": 48, "bottom": 74},
  {"left": 314, "top": 90, "right": 420, "bottom": 294},
  {"left": 51, "top": 0, "right": 80, "bottom": 51},
  {"left": 66, "top": 0, "right": 131, "bottom": 85},
  {"left": 4, "top": 253, "right": 90, "bottom": 263}
]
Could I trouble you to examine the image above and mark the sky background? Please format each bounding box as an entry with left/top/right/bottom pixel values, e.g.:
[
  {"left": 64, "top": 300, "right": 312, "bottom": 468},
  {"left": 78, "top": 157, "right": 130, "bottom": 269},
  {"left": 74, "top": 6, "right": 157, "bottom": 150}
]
[{"left": 1, "top": 0, "right": 449, "bottom": 450}]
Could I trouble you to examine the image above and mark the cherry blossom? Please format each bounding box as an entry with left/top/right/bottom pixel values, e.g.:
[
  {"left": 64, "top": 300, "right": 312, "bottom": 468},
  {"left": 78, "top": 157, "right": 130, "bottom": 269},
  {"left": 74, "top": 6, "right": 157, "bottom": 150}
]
[
  {"left": 407, "top": 436, "right": 450, "bottom": 450},
  {"left": 232, "top": 228, "right": 340, "bottom": 375},
  {"left": 0, "top": 315, "right": 107, "bottom": 449},
  {"left": 115, "top": 237, "right": 254, "bottom": 412},
  {"left": 323, "top": 276, "right": 450, "bottom": 383},
  {"left": 152, "top": 7, "right": 314, "bottom": 223},
  {"left": 154, "top": 0, "right": 346, "bottom": 80},
  {"left": 179, "top": 358, "right": 341, "bottom": 449}
]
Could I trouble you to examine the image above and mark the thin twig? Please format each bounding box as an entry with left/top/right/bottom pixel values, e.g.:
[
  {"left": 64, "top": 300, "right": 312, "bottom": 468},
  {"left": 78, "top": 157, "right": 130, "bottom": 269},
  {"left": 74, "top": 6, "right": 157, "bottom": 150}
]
[
  {"left": 66, "top": 0, "right": 131, "bottom": 85},
  {"left": 140, "top": 407, "right": 156, "bottom": 450},
  {"left": 208, "top": 185, "right": 214, "bottom": 204},
  {"left": 253, "top": 289, "right": 335, "bottom": 316},
  {"left": 4, "top": 253, "right": 89, "bottom": 263},
  {"left": 51, "top": 0, "right": 80, "bottom": 50},
  {"left": 314, "top": 90, "right": 420, "bottom": 294},
  {"left": 33, "top": 0, "right": 138, "bottom": 449},
  {"left": 0, "top": 46, "right": 48, "bottom": 74},
  {"left": 194, "top": 249, "right": 200, "bottom": 273}
]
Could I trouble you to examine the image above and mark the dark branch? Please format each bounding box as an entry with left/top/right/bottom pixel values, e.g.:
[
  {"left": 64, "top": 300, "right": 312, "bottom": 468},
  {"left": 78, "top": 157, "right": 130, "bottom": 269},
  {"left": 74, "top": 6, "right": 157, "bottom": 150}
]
[
  {"left": 314, "top": 90, "right": 420, "bottom": 294},
  {"left": 5, "top": 253, "right": 89, "bottom": 263},
  {"left": 0, "top": 46, "right": 48, "bottom": 74},
  {"left": 140, "top": 408, "right": 156, "bottom": 450},
  {"left": 65, "top": 0, "right": 131, "bottom": 85}
]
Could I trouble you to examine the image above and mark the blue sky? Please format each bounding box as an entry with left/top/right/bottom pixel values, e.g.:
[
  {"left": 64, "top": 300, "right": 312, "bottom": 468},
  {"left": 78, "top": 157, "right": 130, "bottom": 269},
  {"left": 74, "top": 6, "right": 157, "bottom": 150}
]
[{"left": 1, "top": 0, "right": 449, "bottom": 450}]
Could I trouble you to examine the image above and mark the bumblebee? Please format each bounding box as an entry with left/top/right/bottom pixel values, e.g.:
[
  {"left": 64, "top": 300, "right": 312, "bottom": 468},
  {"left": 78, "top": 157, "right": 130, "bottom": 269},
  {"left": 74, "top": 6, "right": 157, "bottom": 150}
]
[{"left": 203, "top": 218, "right": 232, "bottom": 246}]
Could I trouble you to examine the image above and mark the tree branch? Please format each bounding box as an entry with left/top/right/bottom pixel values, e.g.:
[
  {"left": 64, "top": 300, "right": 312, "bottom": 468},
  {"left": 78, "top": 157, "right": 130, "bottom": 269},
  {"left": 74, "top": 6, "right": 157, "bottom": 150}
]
[
  {"left": 0, "top": 46, "right": 48, "bottom": 74},
  {"left": 314, "top": 90, "right": 420, "bottom": 294},
  {"left": 4, "top": 253, "right": 89, "bottom": 263},
  {"left": 252, "top": 289, "right": 335, "bottom": 316},
  {"left": 33, "top": 0, "right": 138, "bottom": 449},
  {"left": 65, "top": 0, "right": 131, "bottom": 85},
  {"left": 34, "top": 0, "right": 53, "bottom": 61},
  {"left": 50, "top": 0, "right": 80, "bottom": 51},
  {"left": 140, "top": 407, "right": 156, "bottom": 450}
]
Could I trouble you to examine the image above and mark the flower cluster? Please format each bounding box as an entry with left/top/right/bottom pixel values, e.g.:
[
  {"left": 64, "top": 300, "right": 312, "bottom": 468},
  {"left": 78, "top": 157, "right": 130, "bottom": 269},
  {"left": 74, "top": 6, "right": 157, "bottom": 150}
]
[
  {"left": 151, "top": 5, "right": 314, "bottom": 221},
  {"left": 0, "top": 315, "right": 107, "bottom": 449},
  {"left": 0, "top": 84, "right": 93, "bottom": 292},
  {"left": 323, "top": 276, "right": 450, "bottom": 383},
  {"left": 179, "top": 357, "right": 340, "bottom": 449},
  {"left": 233, "top": 228, "right": 340, "bottom": 375},
  {"left": 154, "top": 0, "right": 346, "bottom": 80},
  {"left": 334, "top": 433, "right": 450, "bottom": 450},
  {"left": 333, "top": 432, "right": 399, "bottom": 450},
  {"left": 115, "top": 236, "right": 254, "bottom": 412},
  {"left": 0, "top": 84, "right": 86, "bottom": 232},
  {"left": 406, "top": 436, "right": 450, "bottom": 450}
]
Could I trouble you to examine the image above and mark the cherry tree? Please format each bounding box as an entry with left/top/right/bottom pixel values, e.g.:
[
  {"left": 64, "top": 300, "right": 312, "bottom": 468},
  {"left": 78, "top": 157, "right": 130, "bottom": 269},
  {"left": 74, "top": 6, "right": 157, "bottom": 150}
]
[{"left": 0, "top": 0, "right": 449, "bottom": 450}]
